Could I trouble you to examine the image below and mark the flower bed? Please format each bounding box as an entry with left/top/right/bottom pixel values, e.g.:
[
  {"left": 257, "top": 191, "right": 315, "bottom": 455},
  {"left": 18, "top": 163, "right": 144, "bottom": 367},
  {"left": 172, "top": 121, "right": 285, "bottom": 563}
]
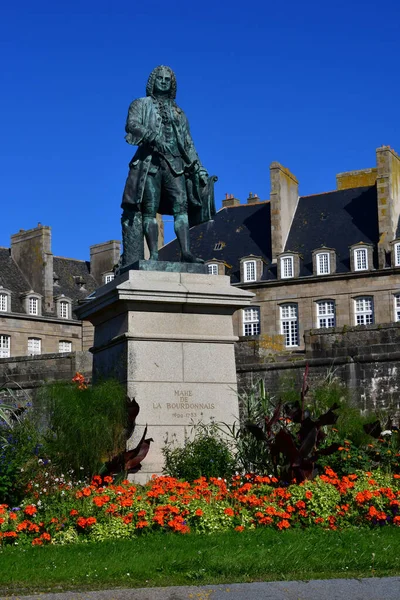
[{"left": 1, "top": 468, "right": 399, "bottom": 546}]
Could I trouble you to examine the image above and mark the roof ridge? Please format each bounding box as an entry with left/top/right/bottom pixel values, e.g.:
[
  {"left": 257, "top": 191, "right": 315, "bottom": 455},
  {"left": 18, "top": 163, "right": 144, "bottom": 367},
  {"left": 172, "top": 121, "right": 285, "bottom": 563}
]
[
  {"left": 300, "top": 185, "right": 374, "bottom": 199},
  {"left": 53, "top": 256, "right": 87, "bottom": 262}
]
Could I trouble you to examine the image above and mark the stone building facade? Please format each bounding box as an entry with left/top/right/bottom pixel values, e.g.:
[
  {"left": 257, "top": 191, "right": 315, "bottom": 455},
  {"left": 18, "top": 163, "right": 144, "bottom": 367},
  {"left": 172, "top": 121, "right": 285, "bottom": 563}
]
[
  {"left": 160, "top": 145, "right": 400, "bottom": 355},
  {"left": 0, "top": 224, "right": 120, "bottom": 359}
]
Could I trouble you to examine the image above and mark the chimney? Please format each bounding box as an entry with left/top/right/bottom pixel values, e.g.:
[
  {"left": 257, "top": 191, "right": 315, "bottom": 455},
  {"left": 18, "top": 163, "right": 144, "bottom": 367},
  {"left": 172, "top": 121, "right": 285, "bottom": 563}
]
[
  {"left": 376, "top": 146, "right": 400, "bottom": 268},
  {"left": 336, "top": 168, "right": 377, "bottom": 190},
  {"left": 11, "top": 224, "right": 54, "bottom": 312},
  {"left": 270, "top": 162, "right": 299, "bottom": 260},
  {"left": 222, "top": 193, "right": 240, "bottom": 208},
  {"left": 247, "top": 192, "right": 260, "bottom": 204},
  {"left": 90, "top": 240, "right": 121, "bottom": 285}
]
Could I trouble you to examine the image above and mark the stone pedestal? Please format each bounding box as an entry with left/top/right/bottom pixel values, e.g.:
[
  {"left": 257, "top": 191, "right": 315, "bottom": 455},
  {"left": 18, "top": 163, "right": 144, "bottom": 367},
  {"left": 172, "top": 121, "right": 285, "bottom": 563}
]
[{"left": 76, "top": 268, "right": 253, "bottom": 483}]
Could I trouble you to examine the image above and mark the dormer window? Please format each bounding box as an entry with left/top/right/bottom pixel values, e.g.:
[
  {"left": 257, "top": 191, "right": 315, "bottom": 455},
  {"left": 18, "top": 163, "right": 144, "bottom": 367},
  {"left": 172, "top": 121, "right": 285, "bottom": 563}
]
[
  {"left": 354, "top": 248, "right": 368, "bottom": 271},
  {"left": 104, "top": 272, "right": 115, "bottom": 284},
  {"left": 29, "top": 297, "right": 39, "bottom": 315},
  {"left": 391, "top": 241, "right": 400, "bottom": 267},
  {"left": 207, "top": 263, "right": 218, "bottom": 275},
  {"left": 281, "top": 256, "right": 294, "bottom": 278},
  {"left": 55, "top": 296, "right": 72, "bottom": 319},
  {"left": 244, "top": 260, "right": 256, "bottom": 282},
  {"left": 316, "top": 252, "right": 330, "bottom": 275},
  {"left": 0, "top": 289, "right": 10, "bottom": 312},
  {"left": 60, "top": 301, "right": 69, "bottom": 319},
  {"left": 21, "top": 292, "right": 42, "bottom": 317},
  {"left": 312, "top": 247, "right": 336, "bottom": 276}
]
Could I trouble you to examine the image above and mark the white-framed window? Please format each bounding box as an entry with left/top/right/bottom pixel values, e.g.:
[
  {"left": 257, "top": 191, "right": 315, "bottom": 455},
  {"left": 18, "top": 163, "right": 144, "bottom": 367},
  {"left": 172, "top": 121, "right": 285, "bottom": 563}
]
[
  {"left": 316, "top": 252, "right": 330, "bottom": 275},
  {"left": 207, "top": 263, "right": 218, "bottom": 275},
  {"left": 316, "top": 300, "right": 336, "bottom": 328},
  {"left": 59, "top": 300, "right": 69, "bottom": 319},
  {"left": 280, "top": 303, "right": 299, "bottom": 347},
  {"left": 0, "top": 335, "right": 10, "bottom": 358},
  {"left": 354, "top": 296, "right": 374, "bottom": 325},
  {"left": 281, "top": 256, "right": 294, "bottom": 279},
  {"left": 394, "top": 243, "right": 400, "bottom": 267},
  {"left": 104, "top": 273, "right": 115, "bottom": 284},
  {"left": 394, "top": 295, "right": 400, "bottom": 322},
  {"left": 354, "top": 248, "right": 368, "bottom": 271},
  {"left": 28, "top": 296, "right": 39, "bottom": 315},
  {"left": 59, "top": 340, "right": 72, "bottom": 353},
  {"left": 28, "top": 338, "right": 41, "bottom": 355},
  {"left": 243, "top": 260, "right": 256, "bottom": 282},
  {"left": 0, "top": 293, "right": 8, "bottom": 312},
  {"left": 242, "top": 307, "right": 260, "bottom": 336}
]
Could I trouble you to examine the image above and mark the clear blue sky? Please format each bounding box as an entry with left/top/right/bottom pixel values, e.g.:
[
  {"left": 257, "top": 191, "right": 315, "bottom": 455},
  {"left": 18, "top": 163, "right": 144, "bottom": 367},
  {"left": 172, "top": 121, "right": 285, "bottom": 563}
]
[{"left": 1, "top": 0, "right": 399, "bottom": 258}]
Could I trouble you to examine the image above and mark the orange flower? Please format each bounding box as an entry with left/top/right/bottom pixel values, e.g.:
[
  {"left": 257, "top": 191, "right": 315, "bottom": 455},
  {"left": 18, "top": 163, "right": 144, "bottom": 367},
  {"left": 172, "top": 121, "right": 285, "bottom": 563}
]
[
  {"left": 195, "top": 509, "right": 203, "bottom": 517},
  {"left": 3, "top": 531, "right": 17, "bottom": 539},
  {"left": 103, "top": 476, "right": 113, "bottom": 484},
  {"left": 224, "top": 508, "right": 234, "bottom": 517},
  {"left": 41, "top": 532, "right": 51, "bottom": 542},
  {"left": 277, "top": 519, "right": 290, "bottom": 530},
  {"left": 136, "top": 520, "right": 149, "bottom": 528},
  {"left": 305, "top": 491, "right": 313, "bottom": 500},
  {"left": 70, "top": 509, "right": 79, "bottom": 516},
  {"left": 32, "top": 537, "right": 43, "bottom": 546},
  {"left": 8, "top": 512, "right": 17, "bottom": 520},
  {"left": 235, "top": 526, "right": 244, "bottom": 532}
]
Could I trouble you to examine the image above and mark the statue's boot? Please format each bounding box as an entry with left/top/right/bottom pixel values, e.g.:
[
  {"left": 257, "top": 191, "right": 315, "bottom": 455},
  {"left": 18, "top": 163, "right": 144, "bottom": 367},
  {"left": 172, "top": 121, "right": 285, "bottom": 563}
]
[
  {"left": 143, "top": 216, "right": 159, "bottom": 261},
  {"left": 181, "top": 252, "right": 205, "bottom": 264},
  {"left": 174, "top": 214, "right": 204, "bottom": 263}
]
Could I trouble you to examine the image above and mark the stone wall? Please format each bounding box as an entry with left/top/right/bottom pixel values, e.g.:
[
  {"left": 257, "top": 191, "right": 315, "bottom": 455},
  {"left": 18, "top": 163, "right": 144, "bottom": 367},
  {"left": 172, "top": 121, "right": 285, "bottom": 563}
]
[
  {"left": 236, "top": 323, "right": 400, "bottom": 418},
  {"left": 0, "top": 351, "right": 92, "bottom": 398}
]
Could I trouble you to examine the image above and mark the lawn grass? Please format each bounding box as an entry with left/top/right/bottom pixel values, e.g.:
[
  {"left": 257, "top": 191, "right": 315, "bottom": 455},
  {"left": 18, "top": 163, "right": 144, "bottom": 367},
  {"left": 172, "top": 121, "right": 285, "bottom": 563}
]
[{"left": 0, "top": 528, "right": 399, "bottom": 595}]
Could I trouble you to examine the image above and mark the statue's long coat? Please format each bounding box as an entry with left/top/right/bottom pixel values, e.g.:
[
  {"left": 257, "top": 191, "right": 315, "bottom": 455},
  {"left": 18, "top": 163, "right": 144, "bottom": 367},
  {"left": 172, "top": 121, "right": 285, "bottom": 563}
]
[{"left": 121, "top": 96, "right": 216, "bottom": 227}]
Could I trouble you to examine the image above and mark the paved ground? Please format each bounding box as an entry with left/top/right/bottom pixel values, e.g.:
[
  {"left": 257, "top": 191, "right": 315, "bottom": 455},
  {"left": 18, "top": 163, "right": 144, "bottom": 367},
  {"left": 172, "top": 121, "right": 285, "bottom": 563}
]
[{"left": 1, "top": 578, "right": 400, "bottom": 600}]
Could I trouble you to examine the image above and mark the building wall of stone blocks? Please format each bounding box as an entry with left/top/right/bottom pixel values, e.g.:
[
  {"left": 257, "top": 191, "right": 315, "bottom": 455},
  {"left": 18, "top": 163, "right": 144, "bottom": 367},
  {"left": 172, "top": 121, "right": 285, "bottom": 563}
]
[
  {"left": 0, "top": 314, "right": 83, "bottom": 357},
  {"left": 232, "top": 270, "right": 400, "bottom": 350},
  {"left": 0, "top": 351, "right": 93, "bottom": 399},
  {"left": 236, "top": 349, "right": 400, "bottom": 418}
]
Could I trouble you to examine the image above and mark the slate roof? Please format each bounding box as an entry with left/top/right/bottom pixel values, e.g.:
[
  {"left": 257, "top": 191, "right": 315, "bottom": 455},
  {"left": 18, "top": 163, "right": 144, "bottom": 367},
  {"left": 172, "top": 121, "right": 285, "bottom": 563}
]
[
  {"left": 0, "top": 247, "right": 31, "bottom": 313},
  {"left": 160, "top": 184, "right": 381, "bottom": 282},
  {"left": 286, "top": 185, "right": 379, "bottom": 275},
  {"left": 0, "top": 249, "right": 98, "bottom": 320},
  {"left": 53, "top": 257, "right": 98, "bottom": 318},
  {"left": 159, "top": 202, "right": 272, "bottom": 283}
]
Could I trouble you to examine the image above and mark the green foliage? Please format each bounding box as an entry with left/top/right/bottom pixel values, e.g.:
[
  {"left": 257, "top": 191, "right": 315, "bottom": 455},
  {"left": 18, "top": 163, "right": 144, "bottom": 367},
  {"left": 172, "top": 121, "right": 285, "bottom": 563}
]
[
  {"left": 225, "top": 380, "right": 275, "bottom": 474},
  {"left": 0, "top": 417, "right": 42, "bottom": 505},
  {"left": 162, "top": 422, "right": 237, "bottom": 481},
  {"left": 40, "top": 379, "right": 127, "bottom": 479}
]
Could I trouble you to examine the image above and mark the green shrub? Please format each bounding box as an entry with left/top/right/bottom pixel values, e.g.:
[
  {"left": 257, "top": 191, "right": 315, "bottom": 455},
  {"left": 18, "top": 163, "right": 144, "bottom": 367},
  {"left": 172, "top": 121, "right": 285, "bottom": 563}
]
[
  {"left": 162, "top": 423, "right": 237, "bottom": 481},
  {"left": 0, "top": 415, "right": 42, "bottom": 505},
  {"left": 39, "top": 379, "right": 127, "bottom": 479}
]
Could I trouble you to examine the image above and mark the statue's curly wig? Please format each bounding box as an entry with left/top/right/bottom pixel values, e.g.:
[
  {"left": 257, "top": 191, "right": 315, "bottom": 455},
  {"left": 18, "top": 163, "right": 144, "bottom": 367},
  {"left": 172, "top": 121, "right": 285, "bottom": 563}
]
[{"left": 146, "top": 65, "right": 177, "bottom": 99}]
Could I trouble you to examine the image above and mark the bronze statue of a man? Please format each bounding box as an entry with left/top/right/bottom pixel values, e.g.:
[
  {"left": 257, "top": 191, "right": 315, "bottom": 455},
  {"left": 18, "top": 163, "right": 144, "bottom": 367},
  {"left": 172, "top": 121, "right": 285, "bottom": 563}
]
[{"left": 121, "top": 65, "right": 216, "bottom": 266}]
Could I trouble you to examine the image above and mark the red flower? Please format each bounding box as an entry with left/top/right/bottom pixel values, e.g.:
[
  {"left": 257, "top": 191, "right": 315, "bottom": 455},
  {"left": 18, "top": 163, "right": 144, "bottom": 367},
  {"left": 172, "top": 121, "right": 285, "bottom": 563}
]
[
  {"left": 305, "top": 491, "right": 313, "bottom": 500},
  {"left": 24, "top": 505, "right": 37, "bottom": 517},
  {"left": 235, "top": 526, "right": 244, "bottom": 532},
  {"left": 195, "top": 509, "right": 204, "bottom": 517},
  {"left": 224, "top": 508, "right": 234, "bottom": 517},
  {"left": 70, "top": 509, "right": 79, "bottom": 516}
]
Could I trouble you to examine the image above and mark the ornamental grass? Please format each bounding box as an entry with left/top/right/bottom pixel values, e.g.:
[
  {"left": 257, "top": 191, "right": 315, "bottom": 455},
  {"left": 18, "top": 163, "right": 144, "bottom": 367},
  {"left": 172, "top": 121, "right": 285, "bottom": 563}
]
[{"left": 1, "top": 468, "right": 399, "bottom": 547}]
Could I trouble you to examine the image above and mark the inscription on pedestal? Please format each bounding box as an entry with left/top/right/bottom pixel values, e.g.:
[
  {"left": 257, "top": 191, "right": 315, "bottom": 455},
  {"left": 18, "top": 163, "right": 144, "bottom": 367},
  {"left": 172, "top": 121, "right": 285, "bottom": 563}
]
[{"left": 152, "top": 387, "right": 216, "bottom": 421}]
